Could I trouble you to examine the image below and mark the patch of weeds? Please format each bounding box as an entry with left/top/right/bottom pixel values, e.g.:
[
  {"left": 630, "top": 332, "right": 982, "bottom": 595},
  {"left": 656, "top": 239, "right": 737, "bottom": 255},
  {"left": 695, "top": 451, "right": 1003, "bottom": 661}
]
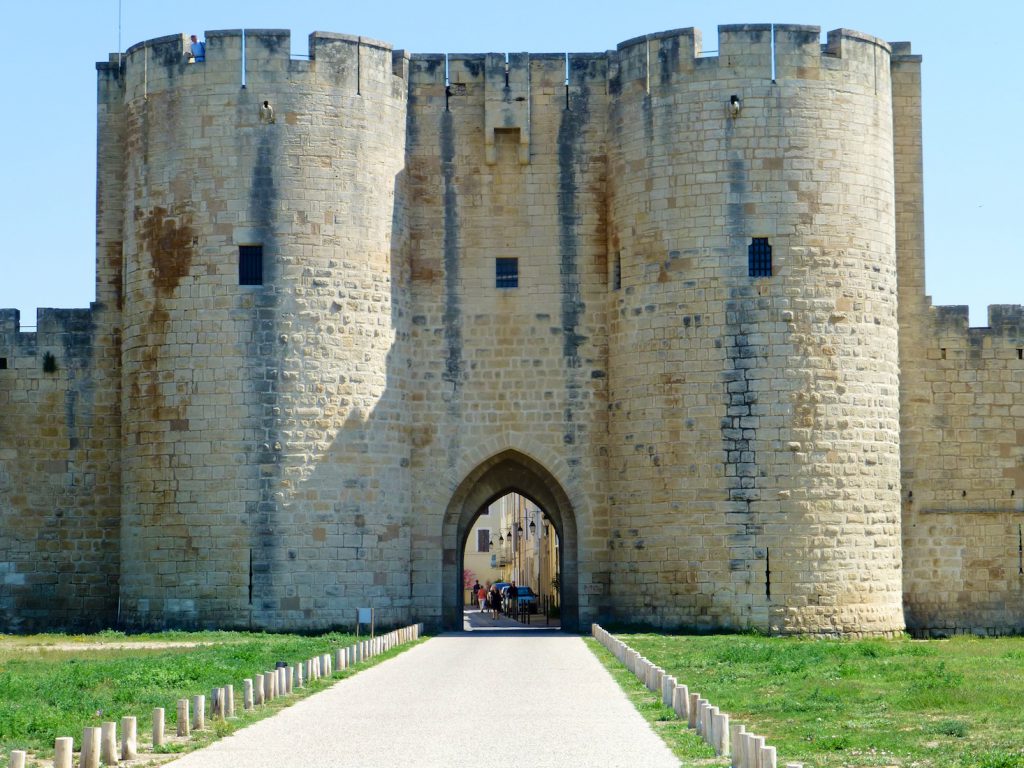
[
  {"left": 976, "top": 751, "right": 1024, "bottom": 768},
  {"left": 927, "top": 719, "right": 969, "bottom": 738}
]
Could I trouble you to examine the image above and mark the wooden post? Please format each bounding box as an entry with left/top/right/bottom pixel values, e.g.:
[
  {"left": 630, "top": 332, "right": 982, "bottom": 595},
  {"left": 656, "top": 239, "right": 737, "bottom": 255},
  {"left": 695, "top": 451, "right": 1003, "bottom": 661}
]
[
  {"left": 54, "top": 737, "right": 74, "bottom": 768},
  {"left": 662, "top": 675, "right": 676, "bottom": 708},
  {"left": 81, "top": 726, "right": 101, "bottom": 768},
  {"left": 244, "top": 678, "right": 254, "bottom": 710},
  {"left": 731, "top": 724, "right": 746, "bottom": 768},
  {"left": 9, "top": 750, "right": 26, "bottom": 768},
  {"left": 760, "top": 745, "right": 777, "bottom": 768},
  {"left": 121, "top": 715, "right": 138, "bottom": 759},
  {"left": 192, "top": 694, "right": 205, "bottom": 730},
  {"left": 153, "top": 708, "right": 165, "bottom": 747},
  {"left": 100, "top": 721, "right": 118, "bottom": 764},
  {"left": 225, "top": 684, "right": 235, "bottom": 717},
  {"left": 177, "top": 698, "right": 190, "bottom": 737},
  {"left": 672, "top": 683, "right": 689, "bottom": 721}
]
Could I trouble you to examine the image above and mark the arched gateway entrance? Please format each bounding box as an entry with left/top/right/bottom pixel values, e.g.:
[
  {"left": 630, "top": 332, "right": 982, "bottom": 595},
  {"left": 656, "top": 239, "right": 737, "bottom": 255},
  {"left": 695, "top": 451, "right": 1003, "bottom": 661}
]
[{"left": 441, "top": 451, "right": 579, "bottom": 631}]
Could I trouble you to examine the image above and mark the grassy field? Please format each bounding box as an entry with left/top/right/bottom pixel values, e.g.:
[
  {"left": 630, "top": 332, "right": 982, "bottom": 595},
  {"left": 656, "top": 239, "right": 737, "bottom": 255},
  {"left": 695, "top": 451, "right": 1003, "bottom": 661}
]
[
  {"left": 0, "top": 629, "right": 408, "bottom": 766},
  {"left": 589, "top": 632, "right": 1024, "bottom": 768}
]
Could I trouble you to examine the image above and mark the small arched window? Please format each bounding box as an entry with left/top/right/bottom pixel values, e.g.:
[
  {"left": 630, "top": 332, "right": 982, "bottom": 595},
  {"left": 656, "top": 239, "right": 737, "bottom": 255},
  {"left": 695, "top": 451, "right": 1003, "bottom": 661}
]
[{"left": 748, "top": 237, "right": 772, "bottom": 277}]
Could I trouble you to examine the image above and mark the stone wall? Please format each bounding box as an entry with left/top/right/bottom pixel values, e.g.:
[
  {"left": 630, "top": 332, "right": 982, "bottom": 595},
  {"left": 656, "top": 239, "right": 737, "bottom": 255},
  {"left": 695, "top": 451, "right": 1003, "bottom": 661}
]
[
  {"left": 0, "top": 22, "right": 1021, "bottom": 636},
  {"left": 0, "top": 308, "right": 120, "bottom": 631},
  {"left": 901, "top": 305, "right": 1024, "bottom": 635}
]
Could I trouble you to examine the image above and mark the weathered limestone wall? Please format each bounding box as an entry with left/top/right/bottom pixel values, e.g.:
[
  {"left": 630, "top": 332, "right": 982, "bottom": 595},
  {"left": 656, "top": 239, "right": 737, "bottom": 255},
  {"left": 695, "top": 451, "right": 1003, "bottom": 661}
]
[
  {"left": 2, "top": 21, "right": 1021, "bottom": 636},
  {"left": 404, "top": 50, "right": 611, "bottom": 631},
  {"left": 114, "top": 30, "right": 410, "bottom": 630},
  {"left": 901, "top": 305, "right": 1024, "bottom": 635},
  {"left": 606, "top": 26, "right": 904, "bottom": 635},
  {"left": 0, "top": 308, "right": 121, "bottom": 631}
]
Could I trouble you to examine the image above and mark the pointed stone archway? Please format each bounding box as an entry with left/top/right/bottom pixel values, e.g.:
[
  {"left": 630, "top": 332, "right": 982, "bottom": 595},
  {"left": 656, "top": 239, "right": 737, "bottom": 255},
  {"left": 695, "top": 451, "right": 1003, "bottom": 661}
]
[{"left": 441, "top": 450, "right": 579, "bottom": 631}]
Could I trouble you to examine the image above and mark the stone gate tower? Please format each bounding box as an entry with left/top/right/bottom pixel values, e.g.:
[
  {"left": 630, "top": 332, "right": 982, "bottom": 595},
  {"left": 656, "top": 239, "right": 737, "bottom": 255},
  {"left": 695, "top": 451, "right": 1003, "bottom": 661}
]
[
  {"left": 605, "top": 26, "right": 904, "bottom": 634},
  {"left": 108, "top": 31, "right": 412, "bottom": 628},
  {"left": 2, "top": 23, "right": 1019, "bottom": 638}
]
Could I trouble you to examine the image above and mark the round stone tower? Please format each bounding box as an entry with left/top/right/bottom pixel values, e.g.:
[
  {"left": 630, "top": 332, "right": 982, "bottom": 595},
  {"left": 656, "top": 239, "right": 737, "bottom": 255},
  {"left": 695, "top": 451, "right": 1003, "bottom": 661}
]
[
  {"left": 606, "top": 25, "right": 904, "bottom": 635},
  {"left": 116, "top": 30, "right": 411, "bottom": 629}
]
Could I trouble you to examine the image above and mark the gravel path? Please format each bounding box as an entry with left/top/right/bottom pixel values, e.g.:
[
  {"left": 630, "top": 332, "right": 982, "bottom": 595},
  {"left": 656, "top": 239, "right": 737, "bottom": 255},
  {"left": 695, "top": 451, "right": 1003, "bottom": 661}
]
[{"left": 163, "top": 627, "right": 680, "bottom": 768}]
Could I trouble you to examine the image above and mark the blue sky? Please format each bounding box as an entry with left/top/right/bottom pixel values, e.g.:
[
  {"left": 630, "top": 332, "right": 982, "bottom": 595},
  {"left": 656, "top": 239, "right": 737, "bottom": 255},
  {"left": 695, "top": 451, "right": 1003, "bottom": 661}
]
[{"left": 2, "top": 1, "right": 1019, "bottom": 326}]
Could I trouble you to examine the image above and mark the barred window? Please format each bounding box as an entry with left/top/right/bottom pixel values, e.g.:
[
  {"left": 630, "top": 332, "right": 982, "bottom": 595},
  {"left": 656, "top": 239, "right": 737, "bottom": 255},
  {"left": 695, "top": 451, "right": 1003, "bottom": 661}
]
[
  {"left": 496, "top": 257, "right": 519, "bottom": 289},
  {"left": 239, "top": 245, "right": 264, "bottom": 285},
  {"left": 477, "top": 529, "right": 490, "bottom": 553},
  {"left": 748, "top": 237, "right": 772, "bottom": 277},
  {"left": 613, "top": 252, "right": 622, "bottom": 290}
]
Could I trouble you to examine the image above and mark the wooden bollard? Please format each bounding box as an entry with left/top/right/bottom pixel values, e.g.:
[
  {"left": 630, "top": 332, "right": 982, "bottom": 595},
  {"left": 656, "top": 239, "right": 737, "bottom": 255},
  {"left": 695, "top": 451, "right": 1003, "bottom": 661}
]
[
  {"left": 244, "top": 678, "right": 254, "bottom": 710},
  {"left": 692, "top": 700, "right": 708, "bottom": 737},
  {"left": 10, "top": 750, "right": 26, "bottom": 768},
  {"left": 264, "top": 670, "right": 274, "bottom": 701},
  {"left": 81, "top": 726, "right": 101, "bottom": 768},
  {"left": 177, "top": 698, "right": 190, "bottom": 737},
  {"left": 335, "top": 648, "right": 345, "bottom": 671},
  {"left": 225, "top": 684, "right": 235, "bottom": 717},
  {"left": 688, "top": 692, "right": 700, "bottom": 728},
  {"left": 211, "top": 688, "right": 221, "bottom": 718},
  {"left": 192, "top": 694, "right": 205, "bottom": 730},
  {"left": 672, "top": 683, "right": 689, "bottom": 721},
  {"left": 297, "top": 664, "right": 305, "bottom": 688},
  {"left": 662, "top": 674, "right": 676, "bottom": 708},
  {"left": 153, "top": 708, "right": 165, "bottom": 747},
  {"left": 122, "top": 715, "right": 138, "bottom": 759},
  {"left": 324, "top": 652, "right": 332, "bottom": 676},
  {"left": 731, "top": 724, "right": 746, "bottom": 768},
  {"left": 700, "top": 704, "right": 716, "bottom": 745},
  {"left": 54, "top": 737, "right": 74, "bottom": 768},
  {"left": 715, "top": 712, "right": 730, "bottom": 757},
  {"left": 100, "top": 721, "right": 118, "bottom": 764},
  {"left": 760, "top": 745, "right": 777, "bottom": 768},
  {"left": 744, "top": 734, "right": 765, "bottom": 768}
]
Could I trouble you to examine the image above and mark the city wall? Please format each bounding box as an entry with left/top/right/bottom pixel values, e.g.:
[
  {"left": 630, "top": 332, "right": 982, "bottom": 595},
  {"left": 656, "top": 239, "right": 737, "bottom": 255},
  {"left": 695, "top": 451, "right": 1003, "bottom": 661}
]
[{"left": 0, "top": 24, "right": 1020, "bottom": 635}]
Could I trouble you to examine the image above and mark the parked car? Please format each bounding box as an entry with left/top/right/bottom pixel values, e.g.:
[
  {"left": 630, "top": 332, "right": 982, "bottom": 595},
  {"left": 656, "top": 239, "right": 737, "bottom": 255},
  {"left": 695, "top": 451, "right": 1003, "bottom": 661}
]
[{"left": 501, "top": 584, "right": 538, "bottom": 613}]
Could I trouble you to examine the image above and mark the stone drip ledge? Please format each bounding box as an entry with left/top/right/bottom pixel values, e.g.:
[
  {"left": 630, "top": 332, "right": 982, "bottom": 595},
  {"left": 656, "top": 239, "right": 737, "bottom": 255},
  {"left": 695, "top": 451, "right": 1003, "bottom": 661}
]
[
  {"left": 591, "top": 624, "right": 803, "bottom": 768},
  {"left": 10, "top": 623, "right": 425, "bottom": 768}
]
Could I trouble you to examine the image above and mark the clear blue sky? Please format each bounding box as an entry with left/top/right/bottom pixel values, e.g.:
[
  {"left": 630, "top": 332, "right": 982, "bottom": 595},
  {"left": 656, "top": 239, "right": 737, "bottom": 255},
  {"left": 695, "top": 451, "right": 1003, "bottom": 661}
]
[{"left": 2, "top": 1, "right": 1019, "bottom": 326}]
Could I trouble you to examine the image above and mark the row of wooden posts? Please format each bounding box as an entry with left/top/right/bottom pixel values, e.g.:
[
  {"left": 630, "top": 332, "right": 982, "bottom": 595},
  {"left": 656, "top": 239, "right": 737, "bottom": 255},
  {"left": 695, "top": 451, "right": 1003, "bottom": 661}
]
[
  {"left": 8, "top": 623, "right": 424, "bottom": 768},
  {"left": 591, "top": 624, "right": 803, "bottom": 768}
]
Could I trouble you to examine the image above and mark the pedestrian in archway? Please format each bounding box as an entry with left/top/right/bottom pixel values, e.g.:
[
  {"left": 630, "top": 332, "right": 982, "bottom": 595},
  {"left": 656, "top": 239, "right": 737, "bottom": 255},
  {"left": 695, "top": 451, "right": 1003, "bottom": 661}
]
[
  {"left": 477, "top": 583, "right": 487, "bottom": 612},
  {"left": 488, "top": 584, "right": 500, "bottom": 619}
]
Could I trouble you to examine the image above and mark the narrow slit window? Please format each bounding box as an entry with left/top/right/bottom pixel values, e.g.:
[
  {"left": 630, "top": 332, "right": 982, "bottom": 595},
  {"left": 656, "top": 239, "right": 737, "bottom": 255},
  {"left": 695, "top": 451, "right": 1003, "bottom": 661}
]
[
  {"left": 613, "top": 252, "right": 622, "bottom": 290},
  {"left": 239, "top": 245, "right": 264, "bottom": 285},
  {"left": 0, "top": 357, "right": 7, "bottom": 370},
  {"left": 748, "top": 237, "right": 772, "bottom": 277},
  {"left": 1017, "top": 348, "right": 1022, "bottom": 360},
  {"left": 496, "top": 257, "right": 519, "bottom": 289}
]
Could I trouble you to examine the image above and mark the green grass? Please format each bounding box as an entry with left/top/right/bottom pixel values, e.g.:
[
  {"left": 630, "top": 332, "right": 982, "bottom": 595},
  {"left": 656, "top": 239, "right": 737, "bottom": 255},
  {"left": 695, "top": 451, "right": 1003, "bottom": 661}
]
[
  {"left": 594, "top": 632, "right": 1024, "bottom": 768},
  {"left": 0, "top": 630, "right": 419, "bottom": 765}
]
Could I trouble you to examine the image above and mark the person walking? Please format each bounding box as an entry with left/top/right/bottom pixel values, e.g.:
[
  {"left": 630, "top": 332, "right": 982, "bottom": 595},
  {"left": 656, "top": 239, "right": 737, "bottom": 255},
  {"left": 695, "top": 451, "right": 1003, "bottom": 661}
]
[
  {"left": 488, "top": 584, "right": 501, "bottom": 620},
  {"left": 477, "top": 583, "right": 487, "bottom": 612}
]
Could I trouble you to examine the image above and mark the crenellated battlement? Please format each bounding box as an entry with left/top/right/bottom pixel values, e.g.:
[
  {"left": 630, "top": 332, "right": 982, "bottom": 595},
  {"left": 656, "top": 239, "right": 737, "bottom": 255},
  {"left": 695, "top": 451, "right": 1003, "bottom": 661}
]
[
  {"left": 930, "top": 302, "right": 1024, "bottom": 343},
  {"left": 101, "top": 29, "right": 409, "bottom": 103}
]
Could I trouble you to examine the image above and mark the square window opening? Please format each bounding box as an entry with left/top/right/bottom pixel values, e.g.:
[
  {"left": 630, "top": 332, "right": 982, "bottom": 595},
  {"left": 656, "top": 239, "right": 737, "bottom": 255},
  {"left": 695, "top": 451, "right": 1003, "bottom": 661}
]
[
  {"left": 477, "top": 529, "right": 490, "bottom": 553},
  {"left": 0, "top": 357, "right": 7, "bottom": 369},
  {"left": 748, "top": 237, "right": 772, "bottom": 277},
  {"left": 239, "top": 245, "right": 264, "bottom": 286},
  {"left": 496, "top": 257, "right": 519, "bottom": 289}
]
